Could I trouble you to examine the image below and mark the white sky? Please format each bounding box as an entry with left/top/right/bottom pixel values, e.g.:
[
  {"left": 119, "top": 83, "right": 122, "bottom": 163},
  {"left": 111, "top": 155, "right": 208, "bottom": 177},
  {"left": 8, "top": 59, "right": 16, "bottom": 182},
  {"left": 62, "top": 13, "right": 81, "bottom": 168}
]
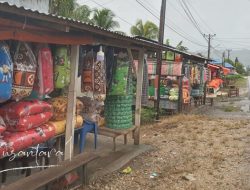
[{"left": 78, "top": 0, "right": 250, "bottom": 53}]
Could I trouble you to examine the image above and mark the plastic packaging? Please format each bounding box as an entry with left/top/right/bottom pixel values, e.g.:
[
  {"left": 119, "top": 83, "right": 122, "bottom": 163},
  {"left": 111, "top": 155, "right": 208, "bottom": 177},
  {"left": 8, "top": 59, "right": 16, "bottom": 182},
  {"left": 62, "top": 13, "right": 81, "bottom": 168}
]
[
  {"left": 48, "top": 115, "right": 83, "bottom": 135},
  {"left": 12, "top": 42, "right": 37, "bottom": 101},
  {"left": 0, "top": 42, "right": 13, "bottom": 103},
  {"left": 0, "top": 116, "right": 6, "bottom": 134},
  {"left": 3, "top": 123, "right": 55, "bottom": 154},
  {"left": 32, "top": 47, "right": 54, "bottom": 98},
  {"left": 0, "top": 100, "right": 53, "bottom": 131},
  {"left": 54, "top": 46, "right": 70, "bottom": 89}
]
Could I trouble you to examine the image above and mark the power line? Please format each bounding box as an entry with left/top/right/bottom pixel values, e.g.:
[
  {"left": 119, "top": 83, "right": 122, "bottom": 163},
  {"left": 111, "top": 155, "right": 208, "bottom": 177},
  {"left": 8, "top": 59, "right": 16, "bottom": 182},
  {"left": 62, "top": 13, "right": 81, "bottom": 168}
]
[
  {"left": 90, "top": 0, "right": 134, "bottom": 26},
  {"left": 184, "top": 0, "right": 215, "bottom": 33},
  {"left": 178, "top": 0, "right": 206, "bottom": 39},
  {"left": 204, "top": 34, "right": 216, "bottom": 59},
  {"left": 135, "top": 0, "right": 207, "bottom": 47},
  {"left": 214, "top": 39, "right": 250, "bottom": 48},
  {"left": 138, "top": 0, "right": 206, "bottom": 45},
  {"left": 216, "top": 37, "right": 250, "bottom": 40}
]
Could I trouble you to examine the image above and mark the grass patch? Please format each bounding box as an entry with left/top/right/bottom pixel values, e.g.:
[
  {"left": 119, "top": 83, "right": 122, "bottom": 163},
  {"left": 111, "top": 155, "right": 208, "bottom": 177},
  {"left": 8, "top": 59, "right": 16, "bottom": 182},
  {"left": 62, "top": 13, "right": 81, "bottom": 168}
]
[
  {"left": 234, "top": 77, "right": 247, "bottom": 88},
  {"left": 224, "top": 74, "right": 247, "bottom": 88},
  {"left": 141, "top": 107, "right": 156, "bottom": 125},
  {"left": 224, "top": 74, "right": 243, "bottom": 80},
  {"left": 221, "top": 105, "right": 240, "bottom": 112}
]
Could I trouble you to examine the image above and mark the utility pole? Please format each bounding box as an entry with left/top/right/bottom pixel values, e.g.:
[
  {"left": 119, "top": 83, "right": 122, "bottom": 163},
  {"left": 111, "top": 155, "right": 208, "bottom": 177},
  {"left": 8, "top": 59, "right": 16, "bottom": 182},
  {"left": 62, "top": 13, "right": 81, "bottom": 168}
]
[
  {"left": 155, "top": 0, "right": 166, "bottom": 120},
  {"left": 226, "top": 49, "right": 232, "bottom": 60},
  {"left": 222, "top": 51, "right": 225, "bottom": 67},
  {"left": 204, "top": 34, "right": 216, "bottom": 60}
]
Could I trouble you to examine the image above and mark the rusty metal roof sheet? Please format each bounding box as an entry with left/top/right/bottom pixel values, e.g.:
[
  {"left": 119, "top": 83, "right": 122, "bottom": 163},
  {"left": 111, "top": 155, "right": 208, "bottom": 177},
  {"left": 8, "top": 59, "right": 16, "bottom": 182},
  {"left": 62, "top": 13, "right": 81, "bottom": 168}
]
[{"left": 0, "top": 1, "right": 208, "bottom": 61}]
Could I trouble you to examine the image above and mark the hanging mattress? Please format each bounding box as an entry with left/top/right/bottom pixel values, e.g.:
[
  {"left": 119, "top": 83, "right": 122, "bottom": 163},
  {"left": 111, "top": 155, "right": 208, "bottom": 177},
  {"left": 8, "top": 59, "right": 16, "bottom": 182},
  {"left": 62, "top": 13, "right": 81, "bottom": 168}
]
[{"left": 0, "top": 42, "right": 13, "bottom": 103}]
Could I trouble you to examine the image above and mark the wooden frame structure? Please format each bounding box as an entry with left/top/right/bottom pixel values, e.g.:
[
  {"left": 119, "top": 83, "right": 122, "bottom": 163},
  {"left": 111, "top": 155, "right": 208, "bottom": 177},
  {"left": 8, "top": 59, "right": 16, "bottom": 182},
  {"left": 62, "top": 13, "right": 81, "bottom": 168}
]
[{"left": 0, "top": 2, "right": 208, "bottom": 163}]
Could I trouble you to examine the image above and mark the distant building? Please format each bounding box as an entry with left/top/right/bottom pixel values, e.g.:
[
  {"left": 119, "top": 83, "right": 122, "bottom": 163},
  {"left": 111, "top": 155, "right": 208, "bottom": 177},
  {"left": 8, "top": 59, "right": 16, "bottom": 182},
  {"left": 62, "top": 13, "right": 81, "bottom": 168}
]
[
  {"left": 0, "top": 0, "right": 50, "bottom": 13},
  {"left": 211, "top": 59, "right": 236, "bottom": 74}
]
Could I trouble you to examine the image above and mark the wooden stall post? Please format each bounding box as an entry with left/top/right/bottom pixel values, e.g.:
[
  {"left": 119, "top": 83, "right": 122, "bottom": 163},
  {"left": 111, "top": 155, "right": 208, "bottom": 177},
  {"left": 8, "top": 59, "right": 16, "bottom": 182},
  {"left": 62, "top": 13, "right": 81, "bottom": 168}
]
[
  {"left": 178, "top": 76, "right": 183, "bottom": 113},
  {"left": 64, "top": 45, "right": 79, "bottom": 161},
  {"left": 134, "top": 49, "right": 144, "bottom": 145}
]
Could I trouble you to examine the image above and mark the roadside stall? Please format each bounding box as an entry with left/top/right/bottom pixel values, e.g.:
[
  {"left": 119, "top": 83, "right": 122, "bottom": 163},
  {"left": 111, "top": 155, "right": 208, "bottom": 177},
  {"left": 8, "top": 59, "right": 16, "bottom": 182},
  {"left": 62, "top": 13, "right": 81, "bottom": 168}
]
[
  {"left": 0, "top": 2, "right": 151, "bottom": 188},
  {"left": 188, "top": 62, "right": 206, "bottom": 106},
  {"left": 206, "top": 63, "right": 225, "bottom": 105},
  {"left": 135, "top": 51, "right": 183, "bottom": 114},
  {"left": 0, "top": 3, "right": 209, "bottom": 188}
]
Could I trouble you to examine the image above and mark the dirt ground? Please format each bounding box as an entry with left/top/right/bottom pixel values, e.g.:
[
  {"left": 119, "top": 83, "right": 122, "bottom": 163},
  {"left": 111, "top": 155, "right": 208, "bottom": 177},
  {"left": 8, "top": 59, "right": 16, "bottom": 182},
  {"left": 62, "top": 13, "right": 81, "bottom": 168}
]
[
  {"left": 86, "top": 114, "right": 250, "bottom": 190},
  {"left": 85, "top": 78, "right": 250, "bottom": 190}
]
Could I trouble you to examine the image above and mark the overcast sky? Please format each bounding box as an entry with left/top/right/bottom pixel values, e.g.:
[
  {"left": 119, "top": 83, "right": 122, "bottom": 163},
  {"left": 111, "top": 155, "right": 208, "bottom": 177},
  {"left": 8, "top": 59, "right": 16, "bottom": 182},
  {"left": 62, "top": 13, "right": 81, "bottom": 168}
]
[{"left": 78, "top": 0, "right": 250, "bottom": 54}]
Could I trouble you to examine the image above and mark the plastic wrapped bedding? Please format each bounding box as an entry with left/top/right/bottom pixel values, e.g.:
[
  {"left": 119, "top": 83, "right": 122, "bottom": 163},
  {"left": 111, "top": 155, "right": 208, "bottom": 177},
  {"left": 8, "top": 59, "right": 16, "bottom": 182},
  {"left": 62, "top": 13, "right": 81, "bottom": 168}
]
[
  {"left": 48, "top": 115, "right": 83, "bottom": 135},
  {"left": 2, "top": 123, "right": 55, "bottom": 155},
  {"left": 32, "top": 47, "right": 54, "bottom": 99},
  {"left": 0, "top": 100, "right": 53, "bottom": 131}
]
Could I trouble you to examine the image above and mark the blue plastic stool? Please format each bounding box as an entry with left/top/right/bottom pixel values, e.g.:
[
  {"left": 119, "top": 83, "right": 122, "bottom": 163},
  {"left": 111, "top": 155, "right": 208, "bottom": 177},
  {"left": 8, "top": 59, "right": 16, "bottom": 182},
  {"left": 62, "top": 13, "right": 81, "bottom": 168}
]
[{"left": 74, "top": 120, "right": 98, "bottom": 153}]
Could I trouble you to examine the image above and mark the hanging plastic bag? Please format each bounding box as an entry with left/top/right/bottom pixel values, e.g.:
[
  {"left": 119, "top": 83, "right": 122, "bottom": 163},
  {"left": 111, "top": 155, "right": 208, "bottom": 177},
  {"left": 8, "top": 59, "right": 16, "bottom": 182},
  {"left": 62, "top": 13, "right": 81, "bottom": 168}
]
[
  {"left": 93, "top": 46, "right": 106, "bottom": 101},
  {"left": 0, "top": 42, "right": 13, "bottom": 103},
  {"left": 54, "top": 46, "right": 70, "bottom": 89},
  {"left": 109, "top": 51, "right": 129, "bottom": 96},
  {"left": 32, "top": 46, "right": 54, "bottom": 99},
  {"left": 81, "top": 50, "right": 95, "bottom": 97},
  {"left": 12, "top": 42, "right": 37, "bottom": 101}
]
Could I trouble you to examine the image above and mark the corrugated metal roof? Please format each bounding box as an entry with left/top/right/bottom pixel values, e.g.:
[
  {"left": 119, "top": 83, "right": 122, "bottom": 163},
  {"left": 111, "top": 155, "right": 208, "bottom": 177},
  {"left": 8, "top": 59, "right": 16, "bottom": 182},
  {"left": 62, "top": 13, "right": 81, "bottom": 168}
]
[
  {"left": 0, "top": 1, "right": 208, "bottom": 61},
  {"left": 211, "top": 59, "right": 235, "bottom": 68}
]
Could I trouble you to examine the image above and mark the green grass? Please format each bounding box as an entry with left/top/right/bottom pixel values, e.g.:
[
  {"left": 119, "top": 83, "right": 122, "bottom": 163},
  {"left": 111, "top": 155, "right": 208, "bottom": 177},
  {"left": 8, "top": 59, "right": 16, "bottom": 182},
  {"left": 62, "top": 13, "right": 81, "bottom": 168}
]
[
  {"left": 141, "top": 107, "right": 156, "bottom": 124},
  {"left": 132, "top": 107, "right": 156, "bottom": 125},
  {"left": 224, "top": 74, "right": 243, "bottom": 80},
  {"left": 234, "top": 77, "right": 247, "bottom": 88},
  {"left": 221, "top": 105, "right": 240, "bottom": 112}
]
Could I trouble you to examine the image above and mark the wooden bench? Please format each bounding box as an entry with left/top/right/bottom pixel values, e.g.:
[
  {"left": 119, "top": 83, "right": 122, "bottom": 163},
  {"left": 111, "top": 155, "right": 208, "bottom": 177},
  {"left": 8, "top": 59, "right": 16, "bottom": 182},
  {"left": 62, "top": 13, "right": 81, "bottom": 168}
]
[
  {"left": 2, "top": 152, "right": 99, "bottom": 190},
  {"left": 228, "top": 88, "right": 239, "bottom": 97},
  {"left": 98, "top": 126, "right": 137, "bottom": 151}
]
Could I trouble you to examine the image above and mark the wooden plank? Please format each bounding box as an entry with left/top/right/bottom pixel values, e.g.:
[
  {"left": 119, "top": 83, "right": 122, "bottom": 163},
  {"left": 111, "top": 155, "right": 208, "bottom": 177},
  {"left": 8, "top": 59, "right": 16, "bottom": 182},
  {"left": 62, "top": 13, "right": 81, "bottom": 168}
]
[
  {"left": 134, "top": 49, "right": 144, "bottom": 145},
  {"left": 99, "top": 126, "right": 136, "bottom": 135},
  {"left": 64, "top": 45, "right": 79, "bottom": 161},
  {"left": 2, "top": 153, "right": 99, "bottom": 190},
  {"left": 98, "top": 130, "right": 119, "bottom": 138},
  {"left": 0, "top": 29, "right": 94, "bottom": 45}
]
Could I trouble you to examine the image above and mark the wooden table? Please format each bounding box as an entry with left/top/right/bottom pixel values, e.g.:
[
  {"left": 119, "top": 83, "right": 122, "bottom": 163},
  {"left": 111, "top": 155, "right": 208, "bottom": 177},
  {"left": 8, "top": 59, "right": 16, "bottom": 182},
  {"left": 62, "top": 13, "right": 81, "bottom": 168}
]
[
  {"left": 98, "top": 126, "right": 137, "bottom": 151},
  {"left": 206, "top": 94, "right": 217, "bottom": 106}
]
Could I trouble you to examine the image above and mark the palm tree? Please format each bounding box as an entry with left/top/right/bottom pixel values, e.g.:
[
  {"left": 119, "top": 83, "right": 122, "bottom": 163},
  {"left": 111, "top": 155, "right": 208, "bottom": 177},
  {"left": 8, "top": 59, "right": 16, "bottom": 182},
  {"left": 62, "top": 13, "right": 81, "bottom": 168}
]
[
  {"left": 71, "top": 5, "right": 92, "bottom": 22},
  {"left": 176, "top": 41, "right": 188, "bottom": 52},
  {"left": 50, "top": 0, "right": 76, "bottom": 18},
  {"left": 130, "top": 19, "right": 159, "bottom": 40},
  {"left": 92, "top": 8, "right": 120, "bottom": 30},
  {"left": 50, "top": 0, "right": 91, "bottom": 22},
  {"left": 165, "top": 39, "right": 170, "bottom": 46}
]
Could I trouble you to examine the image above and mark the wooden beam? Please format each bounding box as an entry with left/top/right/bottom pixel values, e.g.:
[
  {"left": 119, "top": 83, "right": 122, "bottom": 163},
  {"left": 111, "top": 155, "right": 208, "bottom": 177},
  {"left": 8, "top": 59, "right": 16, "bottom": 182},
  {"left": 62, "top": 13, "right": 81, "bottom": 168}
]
[
  {"left": 134, "top": 49, "right": 144, "bottom": 145},
  {"left": 0, "top": 29, "right": 94, "bottom": 45},
  {"left": 96, "top": 37, "right": 142, "bottom": 51},
  {"left": 65, "top": 45, "right": 79, "bottom": 160}
]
